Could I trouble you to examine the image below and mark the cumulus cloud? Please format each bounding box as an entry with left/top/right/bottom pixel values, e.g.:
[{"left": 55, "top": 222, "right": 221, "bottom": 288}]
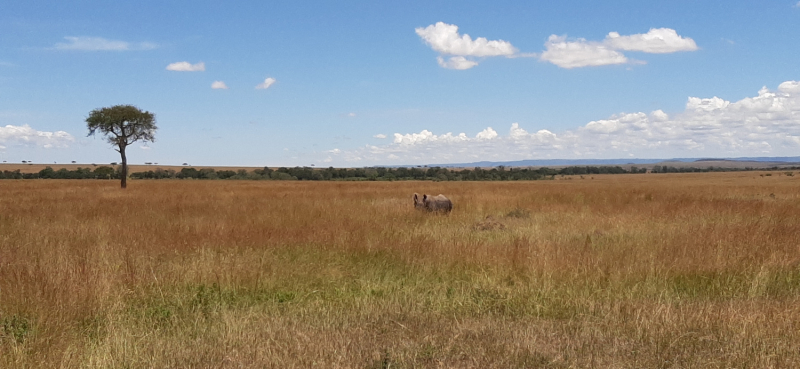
[
  {"left": 476, "top": 127, "right": 498, "bottom": 140},
  {"left": 540, "top": 35, "right": 628, "bottom": 69},
  {"left": 374, "top": 134, "right": 387, "bottom": 139},
  {"left": 416, "top": 22, "right": 517, "bottom": 57},
  {"left": 540, "top": 28, "right": 697, "bottom": 68},
  {"left": 211, "top": 81, "right": 228, "bottom": 89},
  {"left": 437, "top": 56, "right": 479, "bottom": 70},
  {"left": 54, "top": 36, "right": 157, "bottom": 51},
  {"left": 324, "top": 81, "right": 800, "bottom": 164},
  {"left": 416, "top": 22, "right": 520, "bottom": 69},
  {"left": 686, "top": 96, "right": 729, "bottom": 111},
  {"left": 392, "top": 130, "right": 472, "bottom": 145},
  {"left": 256, "top": 77, "right": 276, "bottom": 89},
  {"left": 415, "top": 24, "right": 697, "bottom": 70},
  {"left": 779, "top": 81, "right": 800, "bottom": 93},
  {"left": 166, "top": 61, "right": 205, "bottom": 72},
  {"left": 604, "top": 28, "right": 698, "bottom": 53},
  {"left": 0, "top": 125, "right": 75, "bottom": 149},
  {"left": 651, "top": 109, "right": 669, "bottom": 122}
]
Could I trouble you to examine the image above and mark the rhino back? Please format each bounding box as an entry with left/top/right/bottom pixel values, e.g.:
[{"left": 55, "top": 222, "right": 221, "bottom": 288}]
[{"left": 425, "top": 195, "right": 452, "bottom": 212}]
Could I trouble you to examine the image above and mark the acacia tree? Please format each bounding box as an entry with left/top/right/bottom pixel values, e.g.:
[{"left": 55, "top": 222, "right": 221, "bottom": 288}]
[{"left": 86, "top": 105, "right": 157, "bottom": 188}]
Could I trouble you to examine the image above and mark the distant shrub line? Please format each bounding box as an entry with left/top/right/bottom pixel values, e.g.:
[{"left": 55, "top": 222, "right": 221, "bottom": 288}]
[
  {"left": 0, "top": 166, "right": 118, "bottom": 180},
  {"left": 1, "top": 165, "right": 798, "bottom": 181}
]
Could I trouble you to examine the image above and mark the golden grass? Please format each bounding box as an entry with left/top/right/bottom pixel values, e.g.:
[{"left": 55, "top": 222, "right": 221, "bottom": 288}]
[{"left": 1, "top": 172, "right": 800, "bottom": 367}]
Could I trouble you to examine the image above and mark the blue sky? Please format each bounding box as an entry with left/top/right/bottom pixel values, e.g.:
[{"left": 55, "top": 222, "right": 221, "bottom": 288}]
[{"left": 1, "top": 1, "right": 799, "bottom": 167}]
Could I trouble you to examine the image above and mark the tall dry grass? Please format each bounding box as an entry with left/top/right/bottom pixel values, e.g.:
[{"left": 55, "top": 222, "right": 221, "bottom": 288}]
[{"left": 1, "top": 172, "right": 799, "bottom": 367}]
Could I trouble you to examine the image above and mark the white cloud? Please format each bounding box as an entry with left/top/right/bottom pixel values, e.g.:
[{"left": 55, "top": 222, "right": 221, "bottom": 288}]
[
  {"left": 211, "top": 81, "right": 228, "bottom": 89},
  {"left": 54, "top": 36, "right": 156, "bottom": 51},
  {"left": 476, "top": 127, "right": 498, "bottom": 140},
  {"left": 604, "top": 28, "right": 698, "bottom": 53},
  {"left": 437, "top": 56, "right": 479, "bottom": 70},
  {"left": 779, "top": 81, "right": 800, "bottom": 93},
  {"left": 393, "top": 130, "right": 432, "bottom": 144},
  {"left": 415, "top": 23, "right": 696, "bottom": 70},
  {"left": 166, "top": 61, "right": 205, "bottom": 72},
  {"left": 416, "top": 22, "right": 518, "bottom": 57},
  {"left": 374, "top": 134, "right": 387, "bottom": 139},
  {"left": 324, "top": 80, "right": 800, "bottom": 164},
  {"left": 416, "top": 22, "right": 520, "bottom": 69},
  {"left": 686, "top": 96, "right": 729, "bottom": 111},
  {"left": 415, "top": 25, "right": 696, "bottom": 70},
  {"left": 540, "top": 35, "right": 628, "bottom": 68},
  {"left": 540, "top": 28, "right": 697, "bottom": 69},
  {"left": 256, "top": 77, "right": 276, "bottom": 89},
  {"left": 393, "top": 130, "right": 471, "bottom": 145},
  {"left": 0, "top": 124, "right": 74, "bottom": 149},
  {"left": 651, "top": 110, "right": 669, "bottom": 122}
]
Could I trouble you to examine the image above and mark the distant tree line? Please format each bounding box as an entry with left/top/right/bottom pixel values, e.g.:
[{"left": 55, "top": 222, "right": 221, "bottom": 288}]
[
  {"left": 2, "top": 164, "right": 797, "bottom": 181},
  {"left": 130, "top": 166, "right": 594, "bottom": 181},
  {"left": 0, "top": 166, "right": 119, "bottom": 180},
  {"left": 648, "top": 165, "right": 755, "bottom": 173}
]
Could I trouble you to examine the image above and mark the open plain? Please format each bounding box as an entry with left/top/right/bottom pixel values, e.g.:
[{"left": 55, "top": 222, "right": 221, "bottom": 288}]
[{"left": 1, "top": 172, "right": 799, "bottom": 367}]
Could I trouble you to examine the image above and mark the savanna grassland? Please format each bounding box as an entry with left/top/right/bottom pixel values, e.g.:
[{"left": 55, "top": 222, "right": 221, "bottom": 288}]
[{"left": 1, "top": 173, "right": 799, "bottom": 368}]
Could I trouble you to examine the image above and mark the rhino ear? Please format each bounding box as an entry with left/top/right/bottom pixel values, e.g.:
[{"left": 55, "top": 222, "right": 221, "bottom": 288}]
[
  {"left": 423, "top": 194, "right": 428, "bottom": 201},
  {"left": 413, "top": 193, "right": 419, "bottom": 202}
]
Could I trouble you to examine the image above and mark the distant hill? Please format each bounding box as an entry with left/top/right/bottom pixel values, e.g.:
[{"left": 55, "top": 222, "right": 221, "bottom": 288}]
[{"left": 420, "top": 156, "right": 800, "bottom": 169}]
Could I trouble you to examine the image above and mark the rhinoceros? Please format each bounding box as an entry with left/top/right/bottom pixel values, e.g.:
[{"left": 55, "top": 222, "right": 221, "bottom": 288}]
[{"left": 413, "top": 193, "right": 452, "bottom": 213}]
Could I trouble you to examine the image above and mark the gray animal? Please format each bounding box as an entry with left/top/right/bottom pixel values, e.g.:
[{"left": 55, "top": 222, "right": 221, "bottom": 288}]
[{"left": 413, "top": 193, "right": 453, "bottom": 213}]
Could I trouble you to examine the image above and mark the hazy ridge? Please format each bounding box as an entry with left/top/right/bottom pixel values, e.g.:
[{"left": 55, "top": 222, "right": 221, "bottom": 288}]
[{"left": 425, "top": 156, "right": 800, "bottom": 168}]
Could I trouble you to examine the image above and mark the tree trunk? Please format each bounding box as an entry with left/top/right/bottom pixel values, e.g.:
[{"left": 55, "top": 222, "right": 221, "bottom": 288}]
[{"left": 120, "top": 146, "right": 128, "bottom": 189}]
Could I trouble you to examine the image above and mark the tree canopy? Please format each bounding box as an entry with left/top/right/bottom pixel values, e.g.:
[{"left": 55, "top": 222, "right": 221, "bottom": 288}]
[
  {"left": 86, "top": 105, "right": 156, "bottom": 150},
  {"left": 86, "top": 105, "right": 157, "bottom": 188}
]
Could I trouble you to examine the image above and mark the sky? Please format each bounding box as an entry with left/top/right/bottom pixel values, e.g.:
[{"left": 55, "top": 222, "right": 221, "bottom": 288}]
[{"left": 1, "top": 1, "right": 799, "bottom": 167}]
